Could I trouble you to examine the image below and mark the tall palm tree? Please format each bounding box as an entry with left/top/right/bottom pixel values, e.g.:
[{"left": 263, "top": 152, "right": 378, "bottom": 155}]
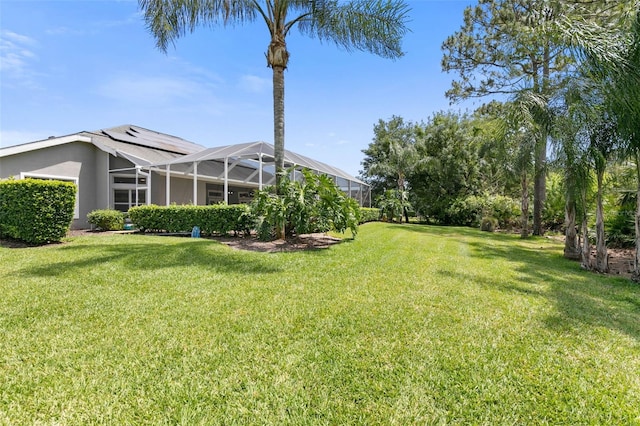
[
  {"left": 139, "top": 0, "right": 409, "bottom": 186},
  {"left": 368, "top": 139, "right": 417, "bottom": 222},
  {"left": 504, "top": 94, "right": 549, "bottom": 239},
  {"left": 559, "top": 1, "right": 640, "bottom": 277}
]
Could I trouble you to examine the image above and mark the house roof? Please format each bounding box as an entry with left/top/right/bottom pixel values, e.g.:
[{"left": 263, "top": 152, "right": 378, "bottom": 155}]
[
  {"left": 1, "top": 125, "right": 365, "bottom": 186},
  {"left": 0, "top": 124, "right": 205, "bottom": 163},
  {"left": 95, "top": 124, "right": 205, "bottom": 156},
  {"left": 151, "top": 141, "right": 366, "bottom": 185}
]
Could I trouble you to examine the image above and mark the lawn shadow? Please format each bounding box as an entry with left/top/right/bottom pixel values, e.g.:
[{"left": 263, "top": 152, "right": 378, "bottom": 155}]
[
  {"left": 15, "top": 236, "right": 283, "bottom": 279},
  {"left": 403, "top": 223, "right": 640, "bottom": 342}
]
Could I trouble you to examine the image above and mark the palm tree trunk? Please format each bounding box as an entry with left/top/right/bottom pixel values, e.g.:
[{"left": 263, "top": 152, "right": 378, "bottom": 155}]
[
  {"left": 564, "top": 198, "right": 580, "bottom": 260},
  {"left": 533, "top": 131, "right": 546, "bottom": 236},
  {"left": 273, "top": 65, "right": 285, "bottom": 185},
  {"left": 521, "top": 170, "right": 529, "bottom": 239},
  {"left": 595, "top": 170, "right": 608, "bottom": 272},
  {"left": 272, "top": 65, "right": 286, "bottom": 239},
  {"left": 578, "top": 180, "right": 591, "bottom": 269},
  {"left": 633, "top": 151, "right": 640, "bottom": 281},
  {"left": 271, "top": 65, "right": 286, "bottom": 239},
  {"left": 581, "top": 212, "right": 591, "bottom": 270},
  {"left": 268, "top": 32, "right": 289, "bottom": 240},
  {"left": 533, "top": 46, "right": 551, "bottom": 237}
]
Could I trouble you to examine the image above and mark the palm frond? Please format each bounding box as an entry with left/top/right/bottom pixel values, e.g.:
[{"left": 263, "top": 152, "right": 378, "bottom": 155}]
[
  {"left": 297, "top": 0, "right": 410, "bottom": 59},
  {"left": 139, "top": 0, "right": 258, "bottom": 51}
]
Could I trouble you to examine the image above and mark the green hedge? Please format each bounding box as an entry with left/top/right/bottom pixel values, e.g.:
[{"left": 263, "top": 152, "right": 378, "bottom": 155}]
[
  {"left": 128, "top": 204, "right": 252, "bottom": 235},
  {"left": 447, "top": 194, "right": 520, "bottom": 228},
  {"left": 359, "top": 207, "right": 380, "bottom": 223},
  {"left": 87, "top": 209, "right": 124, "bottom": 231},
  {"left": 0, "top": 178, "right": 76, "bottom": 244}
]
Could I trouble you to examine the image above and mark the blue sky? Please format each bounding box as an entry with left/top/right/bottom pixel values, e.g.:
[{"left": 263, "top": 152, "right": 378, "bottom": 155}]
[{"left": 0, "top": 0, "right": 479, "bottom": 177}]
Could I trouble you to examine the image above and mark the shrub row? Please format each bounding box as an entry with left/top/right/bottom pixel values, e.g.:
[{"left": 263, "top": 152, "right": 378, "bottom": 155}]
[
  {"left": 128, "top": 204, "right": 252, "bottom": 235},
  {"left": 115, "top": 204, "right": 378, "bottom": 236},
  {"left": 0, "top": 178, "right": 76, "bottom": 244},
  {"left": 359, "top": 207, "right": 381, "bottom": 223},
  {"left": 447, "top": 194, "right": 520, "bottom": 229},
  {"left": 87, "top": 209, "right": 125, "bottom": 231}
]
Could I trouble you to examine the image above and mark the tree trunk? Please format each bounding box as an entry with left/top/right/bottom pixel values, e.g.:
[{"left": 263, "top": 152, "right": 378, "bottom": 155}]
[
  {"left": 633, "top": 152, "right": 640, "bottom": 281},
  {"left": 581, "top": 212, "right": 591, "bottom": 270},
  {"left": 594, "top": 170, "right": 608, "bottom": 272},
  {"left": 533, "top": 45, "right": 551, "bottom": 237},
  {"left": 521, "top": 171, "right": 529, "bottom": 239},
  {"left": 564, "top": 198, "right": 580, "bottom": 260},
  {"left": 268, "top": 33, "right": 289, "bottom": 240},
  {"left": 533, "top": 131, "right": 546, "bottom": 236},
  {"left": 272, "top": 64, "right": 285, "bottom": 185},
  {"left": 272, "top": 65, "right": 286, "bottom": 239}
]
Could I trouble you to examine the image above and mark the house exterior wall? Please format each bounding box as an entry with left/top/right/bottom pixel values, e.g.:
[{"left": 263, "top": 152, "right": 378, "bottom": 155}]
[
  {"left": 109, "top": 155, "right": 135, "bottom": 171},
  {"left": 150, "top": 172, "right": 208, "bottom": 205},
  {"left": 95, "top": 150, "right": 110, "bottom": 211},
  {"left": 0, "top": 141, "right": 101, "bottom": 229}
]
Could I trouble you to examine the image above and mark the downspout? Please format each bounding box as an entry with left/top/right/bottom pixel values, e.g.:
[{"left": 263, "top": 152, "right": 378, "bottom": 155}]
[
  {"left": 193, "top": 161, "right": 198, "bottom": 205},
  {"left": 259, "top": 154, "right": 263, "bottom": 190},
  {"left": 106, "top": 153, "right": 111, "bottom": 209},
  {"left": 135, "top": 167, "right": 139, "bottom": 206},
  {"left": 166, "top": 164, "right": 171, "bottom": 206},
  {"left": 147, "top": 169, "right": 151, "bottom": 205},
  {"left": 224, "top": 157, "right": 229, "bottom": 204}
]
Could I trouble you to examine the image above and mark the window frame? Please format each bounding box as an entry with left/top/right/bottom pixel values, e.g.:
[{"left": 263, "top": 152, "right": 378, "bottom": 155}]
[{"left": 111, "top": 172, "right": 149, "bottom": 212}]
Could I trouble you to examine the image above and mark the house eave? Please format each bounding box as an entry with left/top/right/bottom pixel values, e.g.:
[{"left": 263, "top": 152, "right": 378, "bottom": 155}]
[{"left": 0, "top": 134, "right": 94, "bottom": 158}]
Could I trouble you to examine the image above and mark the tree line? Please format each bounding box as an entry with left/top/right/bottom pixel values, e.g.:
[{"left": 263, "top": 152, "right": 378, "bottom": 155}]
[{"left": 361, "top": 0, "right": 640, "bottom": 280}]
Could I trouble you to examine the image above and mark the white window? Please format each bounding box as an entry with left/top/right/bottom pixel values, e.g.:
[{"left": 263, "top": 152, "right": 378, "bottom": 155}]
[
  {"left": 20, "top": 173, "right": 80, "bottom": 219},
  {"left": 113, "top": 188, "right": 147, "bottom": 212},
  {"left": 112, "top": 173, "right": 148, "bottom": 212},
  {"left": 207, "top": 189, "right": 223, "bottom": 205}
]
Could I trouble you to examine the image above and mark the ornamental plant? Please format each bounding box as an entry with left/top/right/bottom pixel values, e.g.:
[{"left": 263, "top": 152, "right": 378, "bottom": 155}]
[
  {"left": 87, "top": 209, "right": 125, "bottom": 231},
  {"left": 251, "top": 168, "right": 360, "bottom": 241}
]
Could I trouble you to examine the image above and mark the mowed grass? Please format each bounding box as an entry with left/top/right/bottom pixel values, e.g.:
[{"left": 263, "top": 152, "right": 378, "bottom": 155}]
[{"left": 1, "top": 223, "right": 639, "bottom": 425}]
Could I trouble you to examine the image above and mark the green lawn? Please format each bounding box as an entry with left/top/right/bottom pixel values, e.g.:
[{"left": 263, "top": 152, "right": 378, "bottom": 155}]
[{"left": 1, "top": 222, "right": 639, "bottom": 424}]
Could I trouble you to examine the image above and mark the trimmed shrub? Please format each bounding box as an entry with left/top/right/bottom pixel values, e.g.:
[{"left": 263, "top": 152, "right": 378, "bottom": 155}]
[
  {"left": 0, "top": 178, "right": 76, "bottom": 244},
  {"left": 447, "top": 195, "right": 485, "bottom": 227},
  {"left": 447, "top": 194, "right": 519, "bottom": 229},
  {"left": 128, "top": 204, "right": 252, "bottom": 236},
  {"left": 359, "top": 207, "right": 380, "bottom": 223},
  {"left": 87, "top": 209, "right": 124, "bottom": 231},
  {"left": 481, "top": 216, "right": 498, "bottom": 232}
]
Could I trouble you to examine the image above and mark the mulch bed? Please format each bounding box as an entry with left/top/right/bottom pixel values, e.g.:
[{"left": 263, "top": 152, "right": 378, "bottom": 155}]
[{"left": 66, "top": 229, "right": 343, "bottom": 252}]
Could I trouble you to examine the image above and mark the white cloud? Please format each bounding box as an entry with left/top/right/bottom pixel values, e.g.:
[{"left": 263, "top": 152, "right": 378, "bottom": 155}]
[
  {"left": 0, "top": 30, "right": 40, "bottom": 89},
  {"left": 45, "top": 11, "right": 141, "bottom": 36},
  {"left": 95, "top": 11, "right": 143, "bottom": 29},
  {"left": 97, "top": 74, "right": 205, "bottom": 104},
  {"left": 94, "top": 72, "right": 229, "bottom": 119},
  {"left": 167, "top": 56, "right": 224, "bottom": 86},
  {"left": 239, "top": 74, "right": 269, "bottom": 93},
  {"left": 1, "top": 30, "right": 37, "bottom": 46},
  {"left": 45, "top": 26, "right": 85, "bottom": 36}
]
